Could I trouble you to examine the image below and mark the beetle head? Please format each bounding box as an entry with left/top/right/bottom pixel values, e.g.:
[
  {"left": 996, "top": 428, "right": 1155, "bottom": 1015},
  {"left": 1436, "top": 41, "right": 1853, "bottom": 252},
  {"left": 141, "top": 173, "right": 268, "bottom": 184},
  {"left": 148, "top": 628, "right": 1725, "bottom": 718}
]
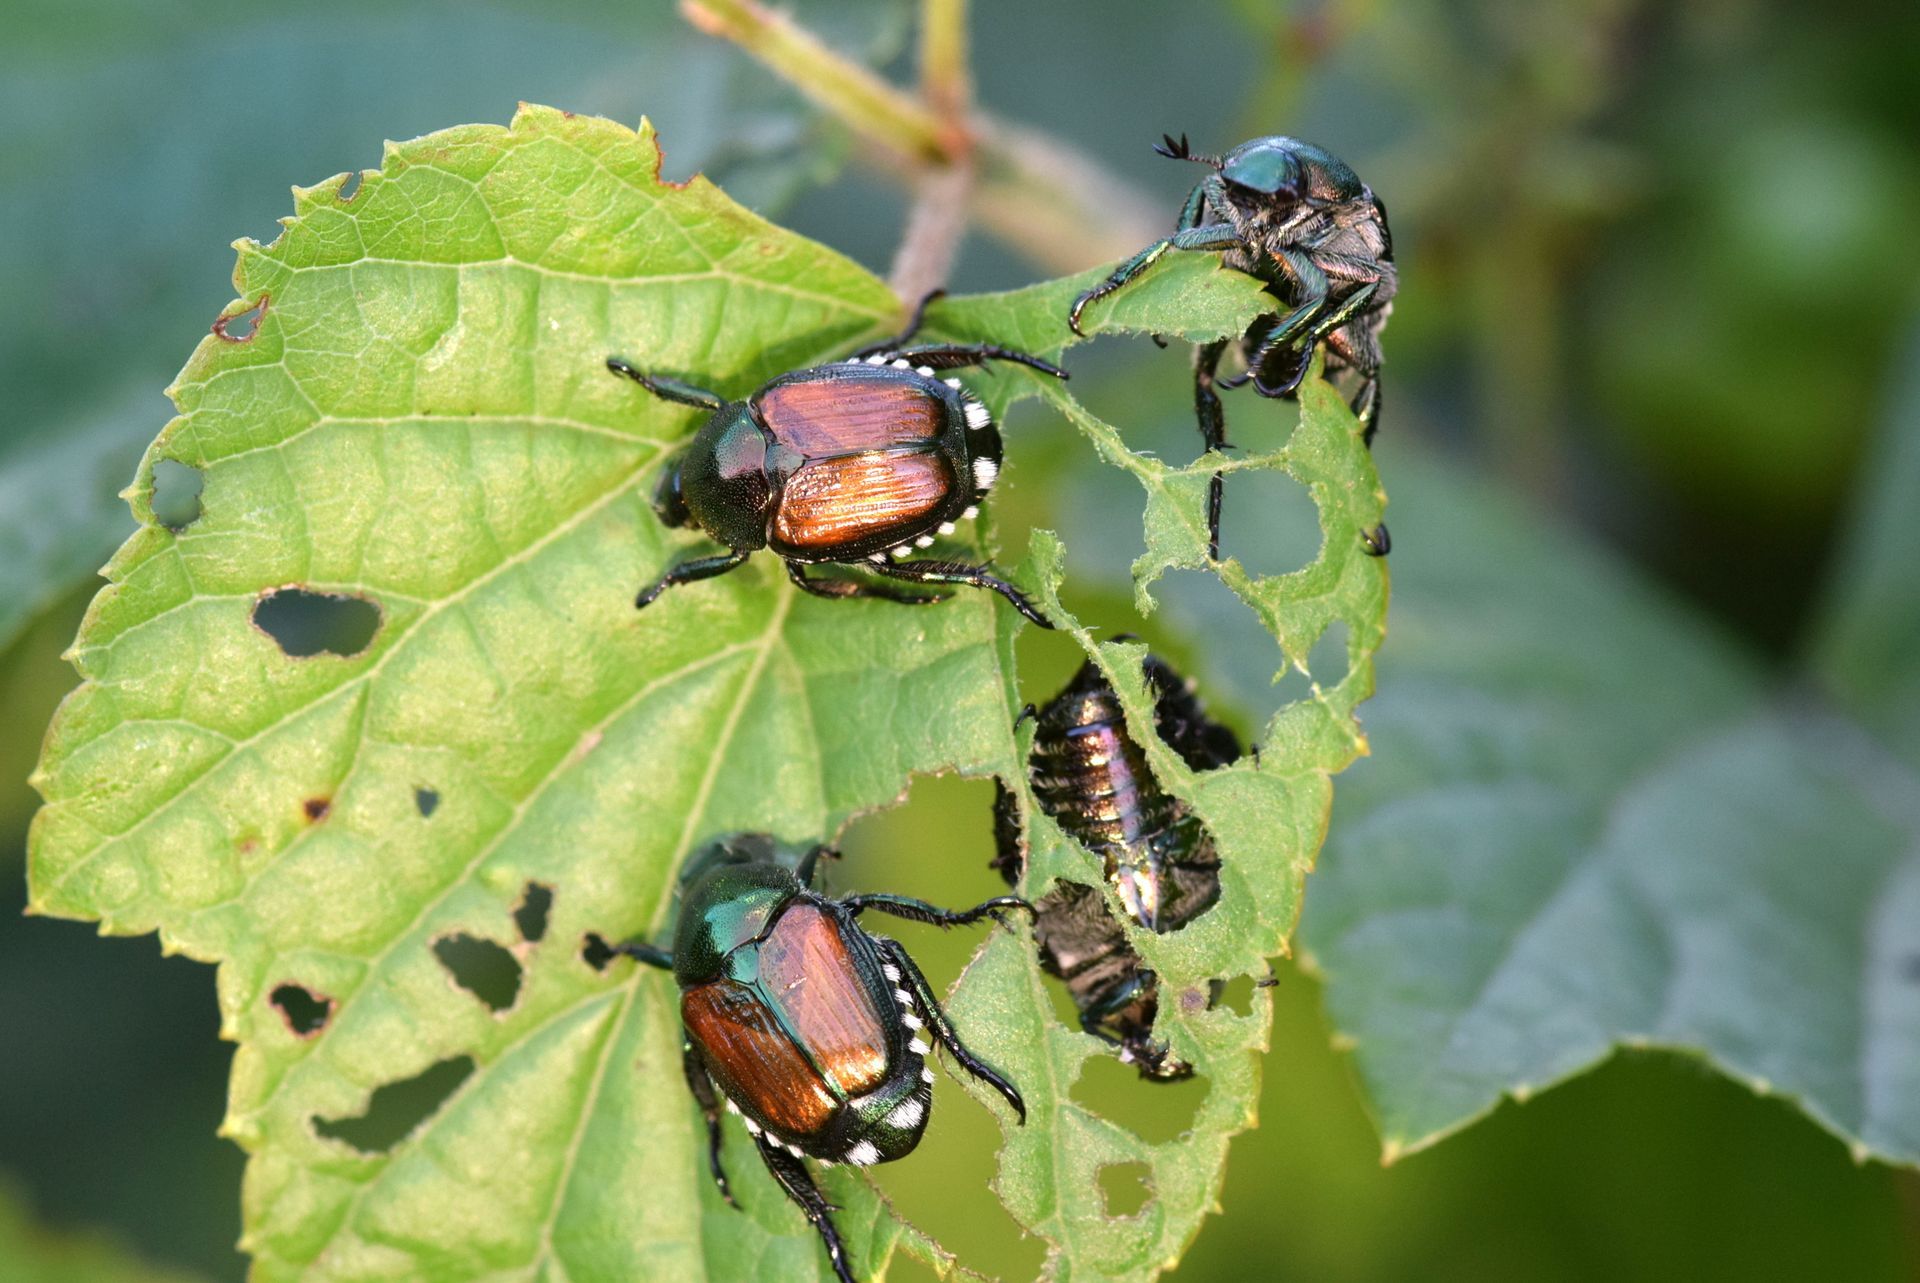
[{"left": 673, "top": 406, "right": 773, "bottom": 551}]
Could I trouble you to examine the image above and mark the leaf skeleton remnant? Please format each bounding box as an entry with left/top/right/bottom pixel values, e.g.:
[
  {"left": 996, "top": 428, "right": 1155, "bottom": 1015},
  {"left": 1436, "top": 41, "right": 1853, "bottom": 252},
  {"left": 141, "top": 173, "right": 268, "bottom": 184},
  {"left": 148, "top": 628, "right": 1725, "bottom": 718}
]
[{"left": 26, "top": 106, "right": 1388, "bottom": 1282}]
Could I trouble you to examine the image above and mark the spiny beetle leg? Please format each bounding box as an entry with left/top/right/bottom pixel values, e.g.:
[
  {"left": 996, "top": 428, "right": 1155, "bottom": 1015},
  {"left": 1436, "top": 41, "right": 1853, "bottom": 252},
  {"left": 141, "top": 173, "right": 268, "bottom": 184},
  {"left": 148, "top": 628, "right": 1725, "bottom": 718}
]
[
  {"left": 605, "top": 357, "right": 726, "bottom": 411},
  {"left": 604, "top": 939, "right": 674, "bottom": 970},
  {"left": 867, "top": 559, "right": 1054, "bottom": 629},
  {"left": 1193, "top": 337, "right": 1232, "bottom": 560},
  {"left": 636, "top": 548, "right": 750, "bottom": 609},
  {"left": 794, "top": 843, "right": 838, "bottom": 888},
  {"left": 754, "top": 1138, "right": 855, "bottom": 1283},
  {"left": 843, "top": 893, "right": 1034, "bottom": 931},
  {"left": 785, "top": 559, "right": 939, "bottom": 606},
  {"left": 883, "top": 343, "right": 1066, "bottom": 380},
  {"left": 880, "top": 938, "right": 1027, "bottom": 1124},
  {"left": 852, "top": 288, "right": 949, "bottom": 356},
  {"left": 681, "top": 1044, "right": 737, "bottom": 1208}
]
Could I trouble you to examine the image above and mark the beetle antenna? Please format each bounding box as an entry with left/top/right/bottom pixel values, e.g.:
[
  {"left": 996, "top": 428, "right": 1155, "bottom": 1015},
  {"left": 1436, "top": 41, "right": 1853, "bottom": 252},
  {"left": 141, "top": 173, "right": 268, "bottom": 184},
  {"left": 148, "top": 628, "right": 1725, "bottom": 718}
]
[{"left": 1152, "top": 133, "right": 1222, "bottom": 168}]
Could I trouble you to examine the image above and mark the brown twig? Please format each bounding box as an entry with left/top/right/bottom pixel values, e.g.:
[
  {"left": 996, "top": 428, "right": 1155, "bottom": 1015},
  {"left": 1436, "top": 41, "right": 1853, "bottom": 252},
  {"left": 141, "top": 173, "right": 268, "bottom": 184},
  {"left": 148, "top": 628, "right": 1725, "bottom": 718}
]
[{"left": 680, "top": 0, "right": 1159, "bottom": 284}]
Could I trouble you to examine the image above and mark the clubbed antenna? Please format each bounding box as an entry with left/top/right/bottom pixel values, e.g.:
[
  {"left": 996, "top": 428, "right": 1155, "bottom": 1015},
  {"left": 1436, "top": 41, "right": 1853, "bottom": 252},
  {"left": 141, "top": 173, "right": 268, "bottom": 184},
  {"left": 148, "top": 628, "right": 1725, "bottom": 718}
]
[{"left": 1152, "top": 133, "right": 1222, "bottom": 168}]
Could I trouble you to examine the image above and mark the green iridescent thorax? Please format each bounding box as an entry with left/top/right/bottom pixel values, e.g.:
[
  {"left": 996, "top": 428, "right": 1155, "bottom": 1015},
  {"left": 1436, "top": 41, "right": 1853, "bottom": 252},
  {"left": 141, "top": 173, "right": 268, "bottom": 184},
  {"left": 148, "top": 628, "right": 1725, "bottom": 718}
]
[
  {"left": 671, "top": 861, "right": 800, "bottom": 984},
  {"left": 1221, "top": 136, "right": 1362, "bottom": 202},
  {"left": 672, "top": 402, "right": 773, "bottom": 551}
]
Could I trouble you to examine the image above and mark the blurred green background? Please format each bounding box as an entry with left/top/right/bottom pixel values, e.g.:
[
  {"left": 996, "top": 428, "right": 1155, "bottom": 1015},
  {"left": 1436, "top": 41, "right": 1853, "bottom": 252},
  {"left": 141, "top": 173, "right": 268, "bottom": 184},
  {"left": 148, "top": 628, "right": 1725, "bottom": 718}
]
[{"left": 3, "top": 0, "right": 1917, "bottom": 1278}]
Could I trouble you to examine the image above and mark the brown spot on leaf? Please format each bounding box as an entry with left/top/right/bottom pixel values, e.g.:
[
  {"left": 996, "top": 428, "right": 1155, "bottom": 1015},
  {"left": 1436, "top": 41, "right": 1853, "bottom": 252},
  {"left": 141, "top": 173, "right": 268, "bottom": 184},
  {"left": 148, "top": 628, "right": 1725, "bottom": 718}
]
[{"left": 304, "top": 797, "right": 331, "bottom": 823}]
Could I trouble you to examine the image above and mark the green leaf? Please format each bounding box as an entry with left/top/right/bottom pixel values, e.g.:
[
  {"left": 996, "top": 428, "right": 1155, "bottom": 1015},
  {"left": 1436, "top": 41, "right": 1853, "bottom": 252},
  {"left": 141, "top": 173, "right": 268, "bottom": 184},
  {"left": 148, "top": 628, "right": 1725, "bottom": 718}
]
[
  {"left": 1810, "top": 336, "right": 1920, "bottom": 772},
  {"left": 29, "top": 106, "right": 1388, "bottom": 1281},
  {"left": 0, "top": 394, "right": 153, "bottom": 656},
  {"left": 1302, "top": 446, "right": 1920, "bottom": 1165},
  {"left": 0, "top": 1179, "right": 206, "bottom": 1283}
]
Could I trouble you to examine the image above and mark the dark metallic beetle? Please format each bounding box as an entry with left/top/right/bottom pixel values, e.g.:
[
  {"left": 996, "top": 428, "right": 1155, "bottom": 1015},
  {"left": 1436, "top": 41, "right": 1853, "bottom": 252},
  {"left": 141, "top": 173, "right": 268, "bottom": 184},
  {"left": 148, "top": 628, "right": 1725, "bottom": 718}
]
[
  {"left": 601, "top": 834, "right": 1029, "bottom": 1283},
  {"left": 608, "top": 293, "right": 1064, "bottom": 627},
  {"left": 993, "top": 654, "right": 1241, "bottom": 1079},
  {"left": 1068, "top": 134, "right": 1396, "bottom": 560}
]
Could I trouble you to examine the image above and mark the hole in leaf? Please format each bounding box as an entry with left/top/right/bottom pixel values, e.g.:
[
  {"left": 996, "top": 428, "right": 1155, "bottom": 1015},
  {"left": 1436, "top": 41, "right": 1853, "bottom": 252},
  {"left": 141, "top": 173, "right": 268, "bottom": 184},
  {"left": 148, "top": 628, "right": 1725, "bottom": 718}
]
[
  {"left": 1305, "top": 620, "right": 1351, "bottom": 691},
  {"left": 581, "top": 933, "right": 617, "bottom": 972},
  {"left": 313, "top": 1055, "right": 474, "bottom": 1153},
  {"left": 149, "top": 459, "right": 203, "bottom": 530},
  {"left": 212, "top": 294, "right": 268, "bottom": 342},
  {"left": 253, "top": 587, "right": 381, "bottom": 658},
  {"left": 514, "top": 882, "right": 554, "bottom": 943},
  {"left": 270, "top": 984, "right": 332, "bottom": 1037},
  {"left": 1097, "top": 1161, "right": 1153, "bottom": 1218},
  {"left": 303, "top": 796, "right": 331, "bottom": 823},
  {"left": 1071, "top": 1053, "right": 1208, "bottom": 1144},
  {"left": 1214, "top": 466, "right": 1321, "bottom": 579},
  {"left": 1211, "top": 974, "right": 1258, "bottom": 1019},
  {"left": 1152, "top": 570, "right": 1305, "bottom": 738},
  {"left": 432, "top": 934, "right": 522, "bottom": 1012},
  {"left": 337, "top": 169, "right": 365, "bottom": 202},
  {"left": 414, "top": 787, "right": 439, "bottom": 817}
]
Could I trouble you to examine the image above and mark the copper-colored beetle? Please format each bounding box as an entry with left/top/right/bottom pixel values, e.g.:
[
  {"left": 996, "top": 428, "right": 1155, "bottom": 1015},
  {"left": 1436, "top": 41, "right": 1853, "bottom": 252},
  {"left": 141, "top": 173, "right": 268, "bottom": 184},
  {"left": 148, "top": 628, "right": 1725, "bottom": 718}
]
[
  {"left": 608, "top": 293, "right": 1063, "bottom": 626},
  {"left": 600, "top": 834, "right": 1029, "bottom": 1283}
]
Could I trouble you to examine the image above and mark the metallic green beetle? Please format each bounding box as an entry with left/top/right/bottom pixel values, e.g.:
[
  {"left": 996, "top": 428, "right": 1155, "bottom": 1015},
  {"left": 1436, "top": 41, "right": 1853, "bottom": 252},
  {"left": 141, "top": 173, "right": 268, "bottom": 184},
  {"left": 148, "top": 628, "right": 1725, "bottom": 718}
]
[{"left": 1070, "top": 134, "right": 1396, "bottom": 559}]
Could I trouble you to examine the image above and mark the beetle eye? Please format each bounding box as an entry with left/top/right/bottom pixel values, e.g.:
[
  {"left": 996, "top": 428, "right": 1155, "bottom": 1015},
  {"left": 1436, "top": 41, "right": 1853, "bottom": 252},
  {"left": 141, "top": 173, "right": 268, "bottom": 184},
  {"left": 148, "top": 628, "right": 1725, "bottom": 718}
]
[{"left": 654, "top": 464, "right": 692, "bottom": 528}]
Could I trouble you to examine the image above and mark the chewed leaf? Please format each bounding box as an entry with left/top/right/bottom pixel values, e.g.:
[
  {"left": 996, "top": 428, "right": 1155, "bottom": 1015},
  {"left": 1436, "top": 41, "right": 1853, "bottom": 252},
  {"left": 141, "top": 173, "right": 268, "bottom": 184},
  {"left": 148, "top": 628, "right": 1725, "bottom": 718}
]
[
  {"left": 27, "top": 106, "right": 1007, "bottom": 1283},
  {"left": 934, "top": 276, "right": 1388, "bottom": 1278},
  {"left": 28, "top": 106, "right": 1389, "bottom": 1283}
]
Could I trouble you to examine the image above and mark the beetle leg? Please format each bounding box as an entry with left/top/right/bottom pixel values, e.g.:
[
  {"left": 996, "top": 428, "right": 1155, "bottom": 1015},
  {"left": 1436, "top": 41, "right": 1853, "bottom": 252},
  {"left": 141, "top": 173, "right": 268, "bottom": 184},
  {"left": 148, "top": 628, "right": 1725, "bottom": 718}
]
[
  {"left": 866, "top": 558, "right": 1054, "bottom": 629},
  {"left": 878, "top": 938, "right": 1027, "bottom": 1124},
  {"left": 1068, "top": 220, "right": 1243, "bottom": 336},
  {"left": 1321, "top": 317, "right": 1385, "bottom": 445},
  {"left": 989, "top": 779, "right": 1026, "bottom": 882},
  {"left": 850, "top": 287, "right": 949, "bottom": 357},
  {"left": 783, "top": 559, "right": 939, "bottom": 606},
  {"left": 753, "top": 1138, "right": 856, "bottom": 1283},
  {"left": 602, "top": 939, "right": 674, "bottom": 970},
  {"left": 883, "top": 343, "right": 1067, "bottom": 381},
  {"left": 1193, "top": 337, "right": 1231, "bottom": 561},
  {"left": 605, "top": 357, "right": 726, "bottom": 411},
  {"left": 842, "top": 892, "right": 1034, "bottom": 931},
  {"left": 636, "top": 548, "right": 751, "bottom": 609},
  {"left": 680, "top": 1043, "right": 739, "bottom": 1209},
  {"left": 1225, "top": 246, "right": 1332, "bottom": 399},
  {"left": 792, "top": 843, "right": 844, "bottom": 889},
  {"left": 1354, "top": 378, "right": 1382, "bottom": 445}
]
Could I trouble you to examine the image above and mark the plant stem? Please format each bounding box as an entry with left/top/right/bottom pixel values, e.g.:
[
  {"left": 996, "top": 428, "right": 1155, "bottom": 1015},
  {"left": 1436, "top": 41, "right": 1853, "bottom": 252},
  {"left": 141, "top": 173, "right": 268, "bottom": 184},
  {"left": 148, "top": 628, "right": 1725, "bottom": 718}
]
[
  {"left": 680, "top": 0, "right": 1160, "bottom": 279},
  {"left": 888, "top": 0, "right": 977, "bottom": 301},
  {"left": 681, "top": 0, "right": 949, "bottom": 165},
  {"left": 919, "top": 0, "right": 971, "bottom": 121}
]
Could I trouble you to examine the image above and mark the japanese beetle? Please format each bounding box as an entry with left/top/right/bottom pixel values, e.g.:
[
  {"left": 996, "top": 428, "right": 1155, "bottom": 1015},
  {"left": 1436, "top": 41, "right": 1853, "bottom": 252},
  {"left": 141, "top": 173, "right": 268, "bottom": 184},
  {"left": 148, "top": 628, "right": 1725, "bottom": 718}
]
[
  {"left": 608, "top": 292, "right": 1064, "bottom": 627},
  {"left": 994, "top": 653, "right": 1241, "bottom": 1079},
  {"left": 600, "top": 833, "right": 1030, "bottom": 1283},
  {"left": 1068, "top": 134, "right": 1396, "bottom": 559}
]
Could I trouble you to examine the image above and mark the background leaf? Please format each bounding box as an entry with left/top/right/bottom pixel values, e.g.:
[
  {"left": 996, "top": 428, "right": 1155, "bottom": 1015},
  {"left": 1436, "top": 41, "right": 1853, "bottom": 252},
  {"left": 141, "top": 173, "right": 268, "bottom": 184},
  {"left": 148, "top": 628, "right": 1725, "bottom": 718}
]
[
  {"left": 0, "top": 1181, "right": 207, "bottom": 1283},
  {"left": 27, "top": 107, "right": 1387, "bottom": 1282},
  {"left": 1302, "top": 436, "right": 1920, "bottom": 1164}
]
